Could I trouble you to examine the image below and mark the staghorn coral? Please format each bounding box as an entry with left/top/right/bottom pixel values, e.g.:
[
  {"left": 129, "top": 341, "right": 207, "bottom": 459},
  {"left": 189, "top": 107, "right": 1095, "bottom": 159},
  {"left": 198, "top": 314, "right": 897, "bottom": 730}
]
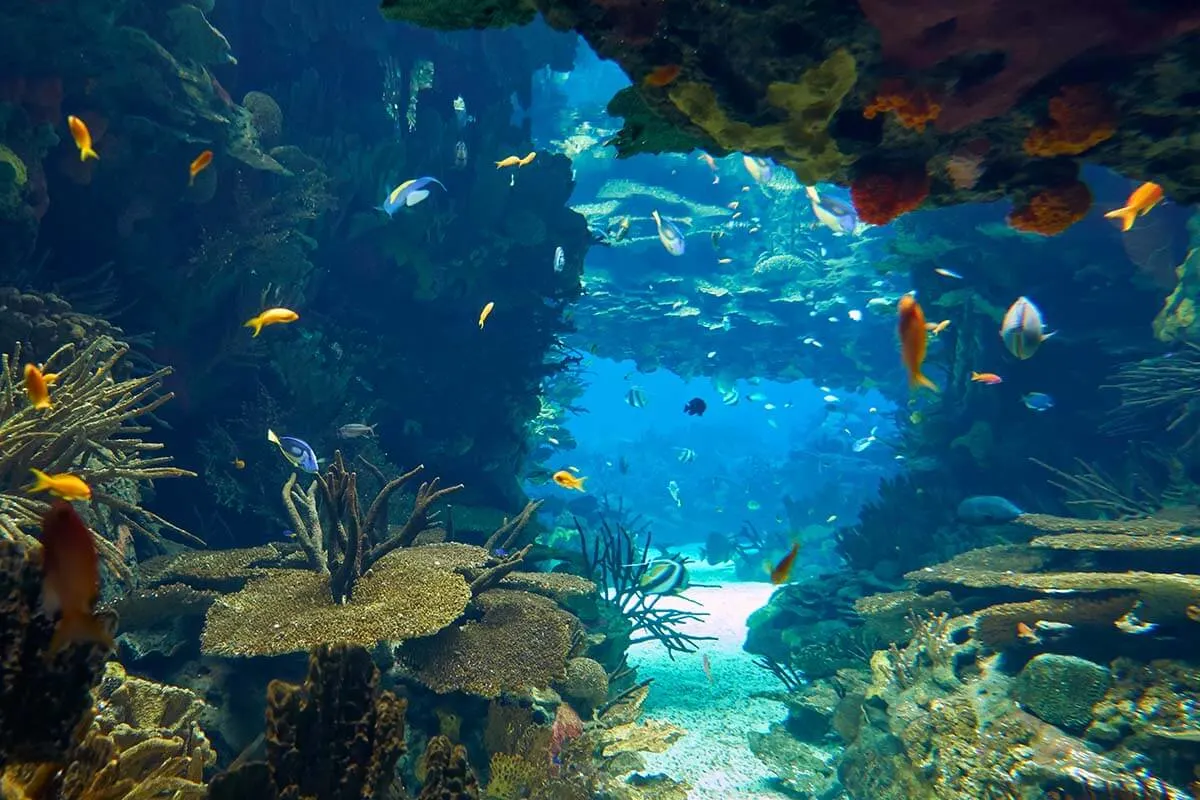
[
  {"left": 399, "top": 588, "right": 581, "bottom": 698},
  {"left": 1006, "top": 179, "right": 1092, "bottom": 235},
  {"left": 209, "top": 644, "right": 406, "bottom": 800},
  {"left": 0, "top": 537, "right": 115, "bottom": 768},
  {"left": 0, "top": 337, "right": 198, "bottom": 570},
  {"left": 849, "top": 167, "right": 930, "bottom": 225},
  {"left": 863, "top": 79, "right": 942, "bottom": 132},
  {"left": 1023, "top": 84, "right": 1117, "bottom": 157}
]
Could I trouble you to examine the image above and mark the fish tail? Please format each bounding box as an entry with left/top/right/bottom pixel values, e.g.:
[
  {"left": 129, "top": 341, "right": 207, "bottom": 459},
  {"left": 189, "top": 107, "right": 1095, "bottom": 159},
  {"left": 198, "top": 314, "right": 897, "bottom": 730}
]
[
  {"left": 245, "top": 317, "right": 263, "bottom": 337},
  {"left": 29, "top": 468, "right": 51, "bottom": 493},
  {"left": 970, "top": 371, "right": 980, "bottom": 380},
  {"left": 49, "top": 610, "right": 114, "bottom": 655},
  {"left": 188, "top": 173, "right": 196, "bottom": 188},
  {"left": 911, "top": 371, "right": 939, "bottom": 393},
  {"left": 81, "top": 146, "right": 99, "bottom": 162},
  {"left": 574, "top": 477, "right": 587, "bottom": 492},
  {"left": 267, "top": 428, "right": 280, "bottom": 446},
  {"left": 1103, "top": 206, "right": 1138, "bottom": 232}
]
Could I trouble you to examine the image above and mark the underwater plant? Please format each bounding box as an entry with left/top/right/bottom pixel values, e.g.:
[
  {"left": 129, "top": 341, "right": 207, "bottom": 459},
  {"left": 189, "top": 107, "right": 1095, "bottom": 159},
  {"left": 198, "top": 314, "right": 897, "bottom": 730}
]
[{"left": 574, "top": 512, "right": 716, "bottom": 658}]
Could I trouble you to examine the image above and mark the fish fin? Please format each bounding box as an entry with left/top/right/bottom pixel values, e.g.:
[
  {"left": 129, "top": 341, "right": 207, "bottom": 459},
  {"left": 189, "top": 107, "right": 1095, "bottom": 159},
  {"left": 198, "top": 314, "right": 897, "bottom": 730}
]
[
  {"left": 244, "top": 317, "right": 263, "bottom": 337},
  {"left": 804, "top": 185, "right": 819, "bottom": 202},
  {"left": 1103, "top": 206, "right": 1138, "bottom": 232},
  {"left": 29, "top": 468, "right": 50, "bottom": 492},
  {"left": 911, "top": 372, "right": 939, "bottom": 393},
  {"left": 49, "top": 610, "right": 113, "bottom": 655},
  {"left": 267, "top": 429, "right": 280, "bottom": 446},
  {"left": 1042, "top": 330, "right": 1056, "bottom": 340},
  {"left": 405, "top": 190, "right": 430, "bottom": 206},
  {"left": 81, "top": 146, "right": 99, "bottom": 162}
]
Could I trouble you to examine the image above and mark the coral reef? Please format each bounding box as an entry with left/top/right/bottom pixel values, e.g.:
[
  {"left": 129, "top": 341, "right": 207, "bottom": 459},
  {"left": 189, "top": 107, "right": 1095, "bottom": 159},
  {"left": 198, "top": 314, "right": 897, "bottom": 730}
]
[
  {"left": 0, "top": 537, "right": 114, "bottom": 767},
  {"left": 208, "top": 644, "right": 407, "bottom": 800},
  {"left": 379, "top": 0, "right": 1200, "bottom": 221}
]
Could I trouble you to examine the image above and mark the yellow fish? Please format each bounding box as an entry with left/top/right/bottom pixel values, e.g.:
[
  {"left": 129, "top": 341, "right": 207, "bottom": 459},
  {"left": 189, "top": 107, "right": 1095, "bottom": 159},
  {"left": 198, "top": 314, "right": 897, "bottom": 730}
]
[
  {"left": 244, "top": 307, "right": 299, "bottom": 337},
  {"left": 24, "top": 363, "right": 52, "bottom": 410},
  {"left": 29, "top": 469, "right": 92, "bottom": 501},
  {"left": 495, "top": 155, "right": 522, "bottom": 168},
  {"left": 925, "top": 319, "right": 951, "bottom": 336},
  {"left": 518, "top": 151, "right": 536, "bottom": 166},
  {"left": 552, "top": 470, "right": 586, "bottom": 492},
  {"left": 479, "top": 301, "right": 495, "bottom": 329},
  {"left": 67, "top": 115, "right": 99, "bottom": 162}
]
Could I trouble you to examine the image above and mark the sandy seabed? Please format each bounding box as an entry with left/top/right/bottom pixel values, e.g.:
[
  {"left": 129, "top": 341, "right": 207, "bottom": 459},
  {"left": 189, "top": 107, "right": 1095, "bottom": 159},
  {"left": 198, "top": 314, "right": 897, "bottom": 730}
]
[{"left": 627, "top": 559, "right": 793, "bottom": 800}]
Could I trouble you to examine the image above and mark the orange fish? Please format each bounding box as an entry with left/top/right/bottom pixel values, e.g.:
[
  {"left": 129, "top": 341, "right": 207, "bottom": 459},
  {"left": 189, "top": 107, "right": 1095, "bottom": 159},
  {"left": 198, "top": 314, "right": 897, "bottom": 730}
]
[
  {"left": 1016, "top": 621, "right": 1040, "bottom": 644},
  {"left": 970, "top": 371, "right": 1003, "bottom": 385},
  {"left": 643, "top": 65, "right": 682, "bottom": 88},
  {"left": 769, "top": 543, "right": 800, "bottom": 585},
  {"left": 898, "top": 296, "right": 938, "bottom": 392},
  {"left": 552, "top": 470, "right": 586, "bottom": 492},
  {"left": 244, "top": 307, "right": 299, "bottom": 337},
  {"left": 188, "top": 150, "right": 213, "bottom": 186},
  {"left": 232, "top": 458, "right": 245, "bottom": 470},
  {"left": 67, "top": 115, "right": 99, "bottom": 161},
  {"left": 29, "top": 469, "right": 91, "bottom": 501},
  {"left": 24, "top": 363, "right": 52, "bottom": 410},
  {"left": 1105, "top": 182, "right": 1164, "bottom": 232},
  {"left": 40, "top": 500, "right": 114, "bottom": 654}
]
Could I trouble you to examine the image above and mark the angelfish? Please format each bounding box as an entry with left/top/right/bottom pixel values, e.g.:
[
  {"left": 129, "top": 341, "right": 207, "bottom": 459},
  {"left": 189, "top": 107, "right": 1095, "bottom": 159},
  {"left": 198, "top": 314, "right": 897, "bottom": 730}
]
[
  {"left": 651, "top": 210, "right": 685, "bottom": 256},
  {"left": 379, "top": 177, "right": 445, "bottom": 216}
]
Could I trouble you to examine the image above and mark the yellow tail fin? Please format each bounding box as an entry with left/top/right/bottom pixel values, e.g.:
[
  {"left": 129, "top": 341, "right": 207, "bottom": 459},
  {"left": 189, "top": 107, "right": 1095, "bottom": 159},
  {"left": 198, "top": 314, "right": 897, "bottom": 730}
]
[
  {"left": 245, "top": 317, "right": 263, "bottom": 337},
  {"left": 81, "top": 146, "right": 99, "bottom": 162},
  {"left": 1104, "top": 206, "right": 1138, "bottom": 232},
  {"left": 912, "top": 372, "right": 939, "bottom": 393}
]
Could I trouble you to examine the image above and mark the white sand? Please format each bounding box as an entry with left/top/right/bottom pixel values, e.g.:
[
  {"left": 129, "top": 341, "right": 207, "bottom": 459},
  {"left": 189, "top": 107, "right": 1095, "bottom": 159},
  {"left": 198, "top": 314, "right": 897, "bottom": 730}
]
[{"left": 626, "top": 560, "right": 793, "bottom": 799}]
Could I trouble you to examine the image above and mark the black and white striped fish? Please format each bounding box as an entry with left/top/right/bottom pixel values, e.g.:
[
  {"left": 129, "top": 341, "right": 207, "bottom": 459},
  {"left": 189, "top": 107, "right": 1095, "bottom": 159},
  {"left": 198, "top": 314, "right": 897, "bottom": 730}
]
[
  {"left": 677, "top": 448, "right": 696, "bottom": 464},
  {"left": 636, "top": 559, "right": 690, "bottom": 595},
  {"left": 625, "top": 387, "right": 648, "bottom": 408}
]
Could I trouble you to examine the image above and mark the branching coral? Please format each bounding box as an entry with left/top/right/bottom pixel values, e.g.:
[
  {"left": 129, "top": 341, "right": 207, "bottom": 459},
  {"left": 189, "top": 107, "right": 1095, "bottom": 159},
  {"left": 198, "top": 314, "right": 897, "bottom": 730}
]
[
  {"left": 0, "top": 337, "right": 197, "bottom": 572},
  {"left": 575, "top": 514, "right": 716, "bottom": 658},
  {"left": 863, "top": 79, "right": 942, "bottom": 132},
  {"left": 849, "top": 167, "right": 930, "bottom": 225},
  {"left": 281, "top": 450, "right": 463, "bottom": 602},
  {"left": 1023, "top": 84, "right": 1117, "bottom": 157},
  {"left": 1006, "top": 179, "right": 1092, "bottom": 235},
  {"left": 1101, "top": 344, "right": 1200, "bottom": 449},
  {"left": 1030, "top": 457, "right": 1160, "bottom": 519}
]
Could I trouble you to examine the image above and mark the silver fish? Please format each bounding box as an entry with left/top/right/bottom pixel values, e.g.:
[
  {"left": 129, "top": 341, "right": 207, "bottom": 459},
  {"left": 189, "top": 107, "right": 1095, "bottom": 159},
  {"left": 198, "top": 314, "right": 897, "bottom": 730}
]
[
  {"left": 667, "top": 480, "right": 682, "bottom": 507},
  {"left": 338, "top": 423, "right": 377, "bottom": 439},
  {"left": 553, "top": 246, "right": 565, "bottom": 272},
  {"left": 677, "top": 448, "right": 696, "bottom": 464},
  {"left": 1001, "top": 296, "right": 1054, "bottom": 360}
]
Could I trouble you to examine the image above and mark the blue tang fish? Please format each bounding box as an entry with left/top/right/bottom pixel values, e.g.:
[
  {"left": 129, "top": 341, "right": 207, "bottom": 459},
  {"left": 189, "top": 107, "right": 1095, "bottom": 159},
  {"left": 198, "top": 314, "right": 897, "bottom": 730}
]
[
  {"left": 379, "top": 177, "right": 445, "bottom": 216},
  {"left": 1022, "top": 392, "right": 1055, "bottom": 412},
  {"left": 267, "top": 428, "right": 319, "bottom": 473},
  {"left": 805, "top": 186, "right": 858, "bottom": 234},
  {"left": 651, "top": 210, "right": 685, "bottom": 256}
]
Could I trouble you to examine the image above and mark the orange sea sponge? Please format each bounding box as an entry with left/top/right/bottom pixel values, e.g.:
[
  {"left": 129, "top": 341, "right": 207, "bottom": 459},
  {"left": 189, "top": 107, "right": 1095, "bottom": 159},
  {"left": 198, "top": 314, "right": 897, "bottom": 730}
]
[
  {"left": 1023, "top": 84, "right": 1116, "bottom": 157},
  {"left": 863, "top": 79, "right": 942, "bottom": 132},
  {"left": 850, "top": 168, "right": 931, "bottom": 225},
  {"left": 1007, "top": 179, "right": 1093, "bottom": 236}
]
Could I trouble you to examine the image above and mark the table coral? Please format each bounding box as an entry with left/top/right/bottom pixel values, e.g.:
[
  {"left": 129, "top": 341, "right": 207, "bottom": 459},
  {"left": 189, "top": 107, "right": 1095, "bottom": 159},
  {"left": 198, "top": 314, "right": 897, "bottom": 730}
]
[
  {"left": 1023, "top": 84, "right": 1117, "bottom": 157},
  {"left": 1007, "top": 179, "right": 1093, "bottom": 235},
  {"left": 399, "top": 588, "right": 582, "bottom": 698}
]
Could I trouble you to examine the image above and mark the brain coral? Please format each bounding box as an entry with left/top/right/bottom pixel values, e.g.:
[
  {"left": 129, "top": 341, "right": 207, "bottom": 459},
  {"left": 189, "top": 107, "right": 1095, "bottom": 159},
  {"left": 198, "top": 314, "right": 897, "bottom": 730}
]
[
  {"left": 200, "top": 544, "right": 476, "bottom": 656},
  {"left": 399, "top": 589, "right": 582, "bottom": 698},
  {"left": 242, "top": 91, "right": 283, "bottom": 144}
]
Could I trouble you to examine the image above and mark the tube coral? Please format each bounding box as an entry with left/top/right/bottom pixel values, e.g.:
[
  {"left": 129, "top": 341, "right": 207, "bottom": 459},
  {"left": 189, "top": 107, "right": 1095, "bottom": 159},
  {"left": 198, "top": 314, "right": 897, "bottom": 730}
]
[
  {"left": 850, "top": 168, "right": 931, "bottom": 225},
  {"left": 863, "top": 79, "right": 942, "bottom": 132},
  {"left": 1023, "top": 85, "right": 1117, "bottom": 157},
  {"left": 1007, "top": 180, "right": 1093, "bottom": 235}
]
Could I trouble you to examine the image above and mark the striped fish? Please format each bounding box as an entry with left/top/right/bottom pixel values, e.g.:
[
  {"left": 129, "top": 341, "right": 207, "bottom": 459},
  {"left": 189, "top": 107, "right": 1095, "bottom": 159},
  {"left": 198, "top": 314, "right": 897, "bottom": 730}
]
[
  {"left": 677, "top": 448, "right": 696, "bottom": 464},
  {"left": 637, "top": 559, "right": 690, "bottom": 595},
  {"left": 625, "top": 387, "right": 648, "bottom": 408},
  {"left": 1000, "top": 296, "right": 1054, "bottom": 360}
]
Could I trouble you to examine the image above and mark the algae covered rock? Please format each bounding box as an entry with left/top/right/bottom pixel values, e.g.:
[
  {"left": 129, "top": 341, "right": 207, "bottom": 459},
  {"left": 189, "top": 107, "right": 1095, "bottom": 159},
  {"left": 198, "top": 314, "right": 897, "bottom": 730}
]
[
  {"left": 555, "top": 656, "right": 609, "bottom": 710},
  {"left": 1012, "top": 653, "right": 1112, "bottom": 733}
]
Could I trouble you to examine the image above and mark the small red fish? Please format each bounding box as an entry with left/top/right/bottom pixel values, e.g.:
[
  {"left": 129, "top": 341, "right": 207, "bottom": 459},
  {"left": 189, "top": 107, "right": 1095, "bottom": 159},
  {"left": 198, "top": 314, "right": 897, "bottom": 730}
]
[
  {"left": 39, "top": 500, "right": 114, "bottom": 654},
  {"left": 769, "top": 543, "right": 800, "bottom": 585},
  {"left": 643, "top": 65, "right": 682, "bottom": 88},
  {"left": 898, "top": 296, "right": 938, "bottom": 392},
  {"left": 188, "top": 150, "right": 213, "bottom": 186},
  {"left": 970, "top": 371, "right": 1003, "bottom": 385},
  {"left": 1104, "top": 181, "right": 1163, "bottom": 232}
]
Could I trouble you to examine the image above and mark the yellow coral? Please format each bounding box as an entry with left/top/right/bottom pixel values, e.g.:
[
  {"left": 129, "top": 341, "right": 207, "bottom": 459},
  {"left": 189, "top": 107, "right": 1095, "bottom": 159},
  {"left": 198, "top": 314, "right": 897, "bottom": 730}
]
[
  {"left": 668, "top": 49, "right": 857, "bottom": 183},
  {"left": 485, "top": 752, "right": 540, "bottom": 800}
]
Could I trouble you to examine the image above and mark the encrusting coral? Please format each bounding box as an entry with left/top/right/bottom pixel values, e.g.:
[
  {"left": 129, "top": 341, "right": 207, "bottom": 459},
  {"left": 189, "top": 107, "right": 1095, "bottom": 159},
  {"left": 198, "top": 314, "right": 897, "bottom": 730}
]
[
  {"left": 0, "top": 336, "right": 198, "bottom": 573},
  {"left": 208, "top": 644, "right": 407, "bottom": 800}
]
